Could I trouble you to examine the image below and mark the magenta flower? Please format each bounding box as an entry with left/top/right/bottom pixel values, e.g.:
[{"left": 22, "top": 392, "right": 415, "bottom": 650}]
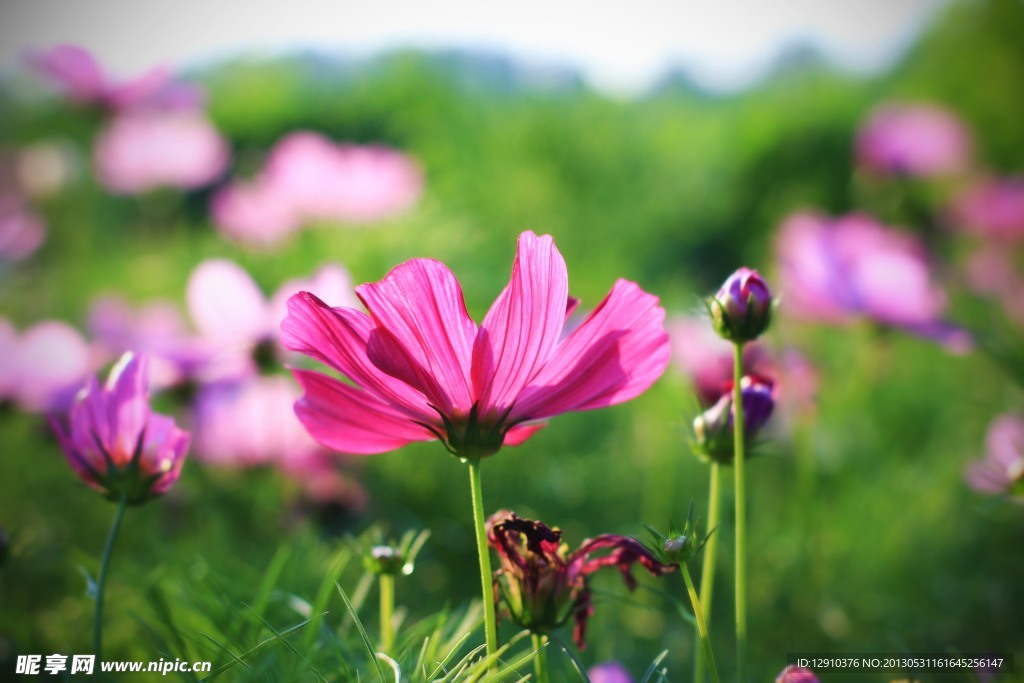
[
  {"left": 0, "top": 318, "right": 93, "bottom": 413},
  {"left": 282, "top": 231, "right": 670, "bottom": 456},
  {"left": 487, "top": 510, "right": 675, "bottom": 649},
  {"left": 965, "top": 414, "right": 1024, "bottom": 500},
  {"left": 775, "top": 212, "right": 971, "bottom": 352},
  {"left": 26, "top": 44, "right": 202, "bottom": 112},
  {"left": 855, "top": 103, "right": 972, "bottom": 177},
  {"left": 588, "top": 662, "right": 634, "bottom": 683},
  {"left": 952, "top": 177, "right": 1024, "bottom": 242},
  {"left": 209, "top": 180, "right": 301, "bottom": 249},
  {"left": 93, "top": 111, "right": 229, "bottom": 194},
  {"left": 0, "top": 195, "right": 46, "bottom": 263},
  {"left": 50, "top": 353, "right": 189, "bottom": 504},
  {"left": 776, "top": 665, "right": 820, "bottom": 683}
]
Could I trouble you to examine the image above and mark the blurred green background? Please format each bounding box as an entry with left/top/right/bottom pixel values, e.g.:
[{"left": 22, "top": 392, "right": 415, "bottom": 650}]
[{"left": 1, "top": 0, "right": 1023, "bottom": 680}]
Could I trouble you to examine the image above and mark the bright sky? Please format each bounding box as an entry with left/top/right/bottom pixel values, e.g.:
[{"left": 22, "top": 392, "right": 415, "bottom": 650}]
[{"left": 0, "top": 0, "right": 949, "bottom": 93}]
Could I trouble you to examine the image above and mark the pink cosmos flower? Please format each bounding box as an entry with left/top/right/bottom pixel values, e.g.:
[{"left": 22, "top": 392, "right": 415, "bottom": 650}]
[
  {"left": 855, "top": 103, "right": 972, "bottom": 177},
  {"left": 26, "top": 44, "right": 203, "bottom": 112},
  {"left": 953, "top": 177, "right": 1024, "bottom": 242},
  {"left": 50, "top": 353, "right": 190, "bottom": 503},
  {"left": 487, "top": 510, "right": 675, "bottom": 649},
  {"left": 962, "top": 245, "right": 1024, "bottom": 326},
  {"left": 776, "top": 665, "right": 820, "bottom": 683},
  {"left": 589, "top": 662, "right": 634, "bottom": 683},
  {"left": 0, "top": 195, "right": 45, "bottom": 262},
  {"left": 0, "top": 318, "right": 93, "bottom": 413},
  {"left": 211, "top": 132, "right": 422, "bottom": 245},
  {"left": 281, "top": 231, "right": 670, "bottom": 456},
  {"left": 965, "top": 414, "right": 1024, "bottom": 500},
  {"left": 93, "top": 110, "right": 229, "bottom": 194},
  {"left": 776, "top": 212, "right": 971, "bottom": 351}
]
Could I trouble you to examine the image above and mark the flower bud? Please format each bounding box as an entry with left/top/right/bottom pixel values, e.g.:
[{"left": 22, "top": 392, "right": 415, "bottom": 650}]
[
  {"left": 693, "top": 376, "right": 775, "bottom": 465},
  {"left": 777, "top": 665, "right": 820, "bottom": 683},
  {"left": 708, "top": 268, "right": 773, "bottom": 343},
  {"left": 366, "top": 545, "right": 406, "bottom": 576}
]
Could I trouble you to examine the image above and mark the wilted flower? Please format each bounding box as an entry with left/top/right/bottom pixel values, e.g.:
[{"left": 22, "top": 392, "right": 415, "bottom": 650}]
[
  {"left": 855, "top": 103, "right": 971, "bottom": 178},
  {"left": 777, "top": 665, "right": 820, "bottom": 683},
  {"left": 26, "top": 44, "right": 202, "bottom": 112},
  {"left": 0, "top": 318, "right": 93, "bottom": 413},
  {"left": 775, "top": 212, "right": 971, "bottom": 352},
  {"left": 693, "top": 375, "right": 775, "bottom": 464},
  {"left": 965, "top": 414, "right": 1024, "bottom": 500},
  {"left": 282, "top": 231, "right": 670, "bottom": 458},
  {"left": 0, "top": 195, "right": 45, "bottom": 263},
  {"left": 486, "top": 510, "right": 675, "bottom": 648},
  {"left": 211, "top": 132, "right": 423, "bottom": 246},
  {"left": 93, "top": 110, "right": 229, "bottom": 194},
  {"left": 952, "top": 177, "right": 1024, "bottom": 242},
  {"left": 588, "top": 662, "right": 634, "bottom": 683},
  {"left": 50, "top": 353, "right": 189, "bottom": 504},
  {"left": 708, "top": 267, "right": 773, "bottom": 343}
]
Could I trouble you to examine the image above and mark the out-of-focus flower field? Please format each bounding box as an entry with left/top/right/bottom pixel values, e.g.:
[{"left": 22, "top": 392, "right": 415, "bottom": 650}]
[{"left": 1, "top": 0, "right": 1023, "bottom": 681}]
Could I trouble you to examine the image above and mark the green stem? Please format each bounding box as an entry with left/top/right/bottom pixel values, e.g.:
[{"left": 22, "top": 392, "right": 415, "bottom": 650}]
[
  {"left": 467, "top": 458, "right": 499, "bottom": 666},
  {"left": 94, "top": 493, "right": 128, "bottom": 660},
  {"left": 683, "top": 564, "right": 721, "bottom": 683},
  {"left": 733, "top": 343, "right": 748, "bottom": 683},
  {"left": 379, "top": 574, "right": 395, "bottom": 653},
  {"left": 532, "top": 633, "right": 549, "bottom": 683},
  {"left": 694, "top": 462, "right": 722, "bottom": 683}
]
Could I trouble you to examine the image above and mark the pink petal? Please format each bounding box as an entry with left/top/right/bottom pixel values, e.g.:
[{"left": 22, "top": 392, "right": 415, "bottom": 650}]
[
  {"left": 357, "top": 258, "right": 477, "bottom": 417},
  {"left": 14, "top": 321, "right": 92, "bottom": 412},
  {"left": 510, "top": 279, "right": 670, "bottom": 421},
  {"left": 187, "top": 259, "right": 272, "bottom": 347},
  {"left": 26, "top": 45, "right": 108, "bottom": 103},
  {"left": 270, "top": 264, "right": 358, "bottom": 335},
  {"left": 280, "top": 292, "right": 434, "bottom": 420},
  {"left": 105, "top": 353, "right": 151, "bottom": 461},
  {"left": 503, "top": 422, "right": 547, "bottom": 446},
  {"left": 292, "top": 369, "right": 435, "bottom": 455},
  {"left": 473, "top": 231, "right": 568, "bottom": 418}
]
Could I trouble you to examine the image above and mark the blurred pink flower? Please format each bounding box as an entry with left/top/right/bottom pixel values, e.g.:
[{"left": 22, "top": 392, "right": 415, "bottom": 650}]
[
  {"left": 26, "top": 44, "right": 203, "bottom": 112},
  {"left": 856, "top": 103, "right": 972, "bottom": 177},
  {"left": 668, "top": 316, "right": 773, "bottom": 406},
  {"left": 777, "top": 665, "right": 820, "bottom": 683},
  {"left": 965, "top": 414, "right": 1024, "bottom": 500},
  {"left": 50, "top": 353, "right": 189, "bottom": 503},
  {"left": 0, "top": 318, "right": 93, "bottom": 413},
  {"left": 282, "top": 231, "right": 670, "bottom": 456},
  {"left": 962, "top": 245, "right": 1024, "bottom": 325},
  {"left": 776, "top": 212, "right": 970, "bottom": 351},
  {"left": 0, "top": 195, "right": 45, "bottom": 262},
  {"left": 192, "top": 374, "right": 367, "bottom": 507},
  {"left": 952, "top": 177, "right": 1024, "bottom": 242},
  {"left": 211, "top": 131, "right": 422, "bottom": 246},
  {"left": 93, "top": 111, "right": 229, "bottom": 194},
  {"left": 588, "top": 662, "right": 634, "bottom": 683}
]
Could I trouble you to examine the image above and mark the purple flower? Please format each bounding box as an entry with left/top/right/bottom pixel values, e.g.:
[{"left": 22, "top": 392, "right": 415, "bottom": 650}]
[
  {"left": 93, "top": 111, "right": 229, "bottom": 194},
  {"left": 487, "top": 510, "right": 675, "bottom": 649},
  {"left": 26, "top": 44, "right": 203, "bottom": 112},
  {"left": 0, "top": 318, "right": 93, "bottom": 413},
  {"left": 952, "top": 176, "right": 1024, "bottom": 242},
  {"left": 50, "top": 353, "right": 189, "bottom": 504},
  {"left": 965, "top": 414, "right": 1024, "bottom": 500},
  {"left": 693, "top": 375, "right": 775, "bottom": 464},
  {"left": 0, "top": 195, "right": 45, "bottom": 263},
  {"left": 775, "top": 212, "right": 970, "bottom": 352},
  {"left": 856, "top": 103, "right": 971, "bottom": 178},
  {"left": 588, "top": 662, "right": 634, "bottom": 683},
  {"left": 776, "top": 665, "right": 820, "bottom": 683},
  {"left": 708, "top": 267, "right": 773, "bottom": 342}
]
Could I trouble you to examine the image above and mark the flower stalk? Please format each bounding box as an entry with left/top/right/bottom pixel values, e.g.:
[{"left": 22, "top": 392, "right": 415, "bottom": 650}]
[
  {"left": 683, "top": 562, "right": 721, "bottom": 683},
  {"left": 532, "top": 633, "right": 549, "bottom": 683},
  {"left": 694, "top": 462, "right": 721, "bottom": 683},
  {"left": 94, "top": 493, "right": 128, "bottom": 660},
  {"left": 467, "top": 457, "right": 499, "bottom": 665},
  {"left": 379, "top": 573, "right": 395, "bottom": 653},
  {"left": 733, "top": 342, "right": 748, "bottom": 682}
]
